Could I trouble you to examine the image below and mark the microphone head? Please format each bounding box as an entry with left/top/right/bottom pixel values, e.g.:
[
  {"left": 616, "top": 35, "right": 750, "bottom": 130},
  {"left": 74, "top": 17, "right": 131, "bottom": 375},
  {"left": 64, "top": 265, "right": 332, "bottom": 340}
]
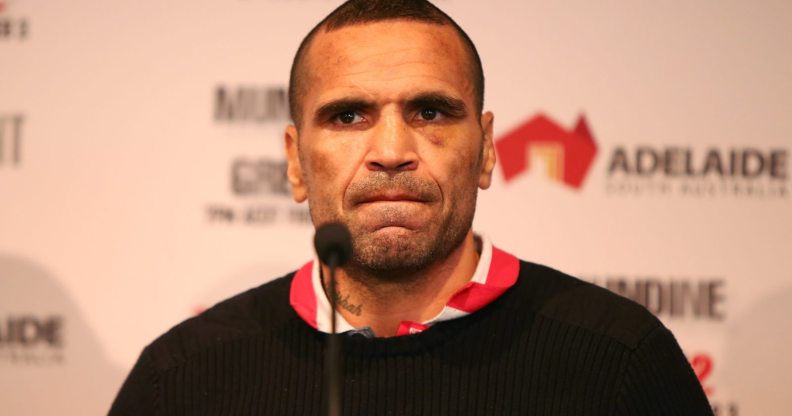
[{"left": 314, "top": 222, "right": 353, "bottom": 267}]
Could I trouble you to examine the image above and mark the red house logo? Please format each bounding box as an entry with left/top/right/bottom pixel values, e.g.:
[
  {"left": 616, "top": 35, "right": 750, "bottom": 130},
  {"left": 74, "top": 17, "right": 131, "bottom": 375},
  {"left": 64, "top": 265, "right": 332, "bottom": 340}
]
[{"left": 495, "top": 113, "right": 598, "bottom": 189}]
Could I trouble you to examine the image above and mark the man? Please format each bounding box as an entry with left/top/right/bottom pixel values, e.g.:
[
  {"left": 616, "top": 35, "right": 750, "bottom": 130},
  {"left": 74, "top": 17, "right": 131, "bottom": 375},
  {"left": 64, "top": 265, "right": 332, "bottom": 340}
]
[{"left": 111, "top": 1, "right": 713, "bottom": 414}]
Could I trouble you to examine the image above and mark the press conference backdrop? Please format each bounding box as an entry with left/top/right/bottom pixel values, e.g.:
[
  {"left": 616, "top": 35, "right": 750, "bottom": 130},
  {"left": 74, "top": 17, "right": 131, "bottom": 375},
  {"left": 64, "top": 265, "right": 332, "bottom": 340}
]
[{"left": 1, "top": 0, "right": 790, "bottom": 414}]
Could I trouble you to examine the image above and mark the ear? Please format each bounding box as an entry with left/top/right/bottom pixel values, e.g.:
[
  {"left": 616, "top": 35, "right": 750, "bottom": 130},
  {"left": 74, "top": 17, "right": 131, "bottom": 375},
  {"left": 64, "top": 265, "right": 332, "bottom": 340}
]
[
  {"left": 285, "top": 124, "right": 308, "bottom": 203},
  {"left": 478, "top": 111, "right": 496, "bottom": 189}
]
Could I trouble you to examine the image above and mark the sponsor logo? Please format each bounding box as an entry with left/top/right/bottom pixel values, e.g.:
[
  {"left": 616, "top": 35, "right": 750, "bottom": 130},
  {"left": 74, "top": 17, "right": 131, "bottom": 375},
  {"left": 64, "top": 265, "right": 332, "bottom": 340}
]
[
  {"left": 0, "top": 1, "right": 29, "bottom": 41},
  {"left": 0, "top": 315, "right": 65, "bottom": 365},
  {"left": 589, "top": 276, "right": 726, "bottom": 320},
  {"left": 495, "top": 113, "right": 598, "bottom": 189},
  {"left": 605, "top": 146, "right": 789, "bottom": 198},
  {"left": 689, "top": 352, "right": 716, "bottom": 396},
  {"left": 231, "top": 158, "right": 290, "bottom": 196},
  {"left": 208, "top": 83, "right": 304, "bottom": 225},
  {"left": 0, "top": 113, "right": 24, "bottom": 167},
  {"left": 495, "top": 110, "right": 788, "bottom": 199},
  {"left": 214, "top": 85, "right": 289, "bottom": 123},
  {"left": 205, "top": 157, "right": 310, "bottom": 226},
  {"left": 687, "top": 352, "right": 740, "bottom": 415}
]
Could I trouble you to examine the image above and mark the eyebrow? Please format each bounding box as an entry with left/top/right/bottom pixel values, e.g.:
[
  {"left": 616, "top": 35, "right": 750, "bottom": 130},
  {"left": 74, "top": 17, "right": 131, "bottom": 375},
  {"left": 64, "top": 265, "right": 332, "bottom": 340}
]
[
  {"left": 405, "top": 92, "right": 468, "bottom": 118},
  {"left": 314, "top": 98, "right": 377, "bottom": 124}
]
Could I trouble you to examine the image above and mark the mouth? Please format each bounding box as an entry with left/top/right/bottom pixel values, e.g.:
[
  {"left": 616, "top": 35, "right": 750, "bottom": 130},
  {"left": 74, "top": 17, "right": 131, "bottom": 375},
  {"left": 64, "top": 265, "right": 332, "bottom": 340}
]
[
  {"left": 356, "top": 192, "right": 428, "bottom": 205},
  {"left": 350, "top": 191, "right": 435, "bottom": 232},
  {"left": 346, "top": 173, "right": 440, "bottom": 209}
]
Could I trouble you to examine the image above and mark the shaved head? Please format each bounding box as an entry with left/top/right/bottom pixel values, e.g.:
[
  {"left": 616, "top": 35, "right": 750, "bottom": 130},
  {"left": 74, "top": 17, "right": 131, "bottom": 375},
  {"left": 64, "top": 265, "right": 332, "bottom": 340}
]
[{"left": 288, "top": 0, "right": 485, "bottom": 128}]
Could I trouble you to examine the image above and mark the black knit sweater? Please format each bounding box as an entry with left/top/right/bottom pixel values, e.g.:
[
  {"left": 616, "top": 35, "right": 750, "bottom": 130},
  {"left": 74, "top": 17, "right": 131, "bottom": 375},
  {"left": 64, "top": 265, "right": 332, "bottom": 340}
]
[{"left": 110, "top": 261, "right": 713, "bottom": 415}]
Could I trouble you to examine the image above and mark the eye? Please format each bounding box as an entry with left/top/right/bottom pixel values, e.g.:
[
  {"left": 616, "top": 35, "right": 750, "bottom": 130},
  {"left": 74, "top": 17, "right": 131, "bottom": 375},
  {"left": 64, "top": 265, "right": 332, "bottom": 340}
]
[
  {"left": 334, "top": 111, "right": 363, "bottom": 125},
  {"left": 419, "top": 108, "right": 439, "bottom": 121}
]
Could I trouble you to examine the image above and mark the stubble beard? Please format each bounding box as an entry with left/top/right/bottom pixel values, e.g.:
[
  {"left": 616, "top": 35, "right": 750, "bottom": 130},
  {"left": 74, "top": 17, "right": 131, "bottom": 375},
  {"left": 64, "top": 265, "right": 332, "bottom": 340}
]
[
  {"left": 346, "top": 195, "right": 475, "bottom": 283},
  {"left": 308, "top": 173, "right": 478, "bottom": 285}
]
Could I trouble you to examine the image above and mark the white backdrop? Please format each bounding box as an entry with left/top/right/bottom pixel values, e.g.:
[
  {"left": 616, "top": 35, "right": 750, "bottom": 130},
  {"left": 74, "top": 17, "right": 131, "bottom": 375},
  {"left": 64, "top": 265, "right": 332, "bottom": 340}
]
[{"left": 1, "top": 0, "right": 791, "bottom": 414}]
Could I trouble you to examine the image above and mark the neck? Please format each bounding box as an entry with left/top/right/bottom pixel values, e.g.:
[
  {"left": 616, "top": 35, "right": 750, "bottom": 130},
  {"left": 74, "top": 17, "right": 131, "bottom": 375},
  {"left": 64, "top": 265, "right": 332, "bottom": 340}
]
[{"left": 321, "top": 231, "right": 481, "bottom": 337}]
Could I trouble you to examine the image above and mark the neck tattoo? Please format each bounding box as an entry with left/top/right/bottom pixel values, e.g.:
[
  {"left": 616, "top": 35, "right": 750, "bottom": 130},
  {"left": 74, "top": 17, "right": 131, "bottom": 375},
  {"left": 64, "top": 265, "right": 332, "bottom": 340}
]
[{"left": 333, "top": 289, "right": 363, "bottom": 316}]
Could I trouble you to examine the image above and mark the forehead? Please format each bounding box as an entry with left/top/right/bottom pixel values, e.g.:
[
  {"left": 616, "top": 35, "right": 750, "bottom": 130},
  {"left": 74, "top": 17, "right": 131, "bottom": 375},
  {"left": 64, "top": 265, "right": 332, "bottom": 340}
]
[{"left": 301, "top": 20, "right": 474, "bottom": 107}]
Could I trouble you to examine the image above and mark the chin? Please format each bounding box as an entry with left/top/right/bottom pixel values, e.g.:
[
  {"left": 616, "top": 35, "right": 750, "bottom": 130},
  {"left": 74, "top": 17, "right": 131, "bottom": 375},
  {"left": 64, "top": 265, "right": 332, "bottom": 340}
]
[{"left": 351, "top": 232, "right": 437, "bottom": 278}]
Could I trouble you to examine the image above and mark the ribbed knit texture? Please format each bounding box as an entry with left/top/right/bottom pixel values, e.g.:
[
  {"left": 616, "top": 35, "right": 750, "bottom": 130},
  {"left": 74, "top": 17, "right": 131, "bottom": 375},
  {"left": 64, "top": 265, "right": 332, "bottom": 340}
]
[{"left": 110, "top": 261, "right": 713, "bottom": 415}]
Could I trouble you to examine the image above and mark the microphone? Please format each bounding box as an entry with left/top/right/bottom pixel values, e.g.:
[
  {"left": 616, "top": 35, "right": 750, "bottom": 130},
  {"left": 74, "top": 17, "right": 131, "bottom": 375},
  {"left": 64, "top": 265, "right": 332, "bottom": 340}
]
[
  {"left": 314, "top": 222, "right": 353, "bottom": 268},
  {"left": 314, "top": 222, "right": 352, "bottom": 416}
]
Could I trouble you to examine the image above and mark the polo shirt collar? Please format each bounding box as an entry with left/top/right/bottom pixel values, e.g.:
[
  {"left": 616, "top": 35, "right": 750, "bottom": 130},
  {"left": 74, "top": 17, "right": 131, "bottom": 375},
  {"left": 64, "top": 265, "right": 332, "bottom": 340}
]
[{"left": 289, "top": 234, "right": 520, "bottom": 337}]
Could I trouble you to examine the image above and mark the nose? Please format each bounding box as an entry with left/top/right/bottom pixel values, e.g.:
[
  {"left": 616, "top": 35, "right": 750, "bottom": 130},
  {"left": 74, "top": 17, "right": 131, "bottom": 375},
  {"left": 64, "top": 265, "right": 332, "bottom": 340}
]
[{"left": 364, "top": 112, "right": 418, "bottom": 173}]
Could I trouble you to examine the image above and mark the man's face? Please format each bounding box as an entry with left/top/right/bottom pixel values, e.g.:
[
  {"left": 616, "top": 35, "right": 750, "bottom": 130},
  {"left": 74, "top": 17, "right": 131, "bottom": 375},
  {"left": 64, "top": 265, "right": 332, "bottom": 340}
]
[{"left": 285, "top": 20, "right": 495, "bottom": 277}]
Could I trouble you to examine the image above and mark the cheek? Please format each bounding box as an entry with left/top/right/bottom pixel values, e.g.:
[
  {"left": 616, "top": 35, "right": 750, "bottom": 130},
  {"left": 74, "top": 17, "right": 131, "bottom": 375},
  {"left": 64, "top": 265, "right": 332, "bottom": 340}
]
[
  {"left": 303, "top": 141, "right": 365, "bottom": 202},
  {"left": 423, "top": 130, "right": 444, "bottom": 146},
  {"left": 424, "top": 147, "right": 483, "bottom": 207},
  {"left": 423, "top": 129, "right": 483, "bottom": 177},
  {"left": 305, "top": 152, "right": 340, "bottom": 195},
  {"left": 422, "top": 122, "right": 483, "bottom": 163}
]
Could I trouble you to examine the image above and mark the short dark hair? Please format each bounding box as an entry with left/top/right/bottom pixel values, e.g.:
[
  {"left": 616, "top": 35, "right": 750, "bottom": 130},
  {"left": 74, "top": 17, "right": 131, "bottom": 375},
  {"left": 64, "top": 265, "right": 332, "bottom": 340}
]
[{"left": 288, "top": 0, "right": 485, "bottom": 127}]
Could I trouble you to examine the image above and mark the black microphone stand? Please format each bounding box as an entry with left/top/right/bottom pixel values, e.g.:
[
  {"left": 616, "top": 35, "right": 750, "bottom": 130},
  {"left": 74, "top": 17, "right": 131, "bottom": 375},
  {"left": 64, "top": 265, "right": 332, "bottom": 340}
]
[
  {"left": 325, "top": 253, "right": 343, "bottom": 416},
  {"left": 315, "top": 222, "right": 351, "bottom": 416}
]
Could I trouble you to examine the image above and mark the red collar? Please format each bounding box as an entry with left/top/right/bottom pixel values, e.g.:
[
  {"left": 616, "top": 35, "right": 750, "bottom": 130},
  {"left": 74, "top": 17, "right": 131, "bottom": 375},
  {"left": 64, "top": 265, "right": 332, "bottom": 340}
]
[{"left": 289, "top": 237, "right": 520, "bottom": 337}]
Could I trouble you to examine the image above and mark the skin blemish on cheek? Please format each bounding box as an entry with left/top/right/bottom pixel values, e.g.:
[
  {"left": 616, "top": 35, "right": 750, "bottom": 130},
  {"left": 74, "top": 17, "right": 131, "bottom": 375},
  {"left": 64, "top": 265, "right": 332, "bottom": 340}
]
[
  {"left": 425, "top": 133, "right": 443, "bottom": 146},
  {"left": 420, "top": 122, "right": 471, "bottom": 147},
  {"left": 420, "top": 123, "right": 465, "bottom": 147}
]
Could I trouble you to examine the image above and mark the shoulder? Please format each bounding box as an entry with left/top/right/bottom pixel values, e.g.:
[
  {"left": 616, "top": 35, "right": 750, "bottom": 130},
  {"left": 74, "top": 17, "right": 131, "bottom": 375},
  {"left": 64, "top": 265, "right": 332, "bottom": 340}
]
[
  {"left": 141, "top": 272, "right": 297, "bottom": 372},
  {"left": 513, "top": 260, "right": 663, "bottom": 350}
]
